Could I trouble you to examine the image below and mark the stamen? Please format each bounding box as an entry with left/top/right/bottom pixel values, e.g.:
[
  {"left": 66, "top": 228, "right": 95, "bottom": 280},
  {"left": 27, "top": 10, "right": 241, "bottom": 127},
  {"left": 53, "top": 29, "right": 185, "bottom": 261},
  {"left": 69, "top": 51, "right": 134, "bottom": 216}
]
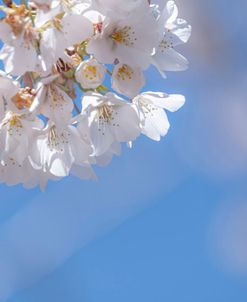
[
  {"left": 98, "top": 105, "right": 113, "bottom": 123},
  {"left": 48, "top": 126, "right": 70, "bottom": 152},
  {"left": 117, "top": 65, "right": 133, "bottom": 81},
  {"left": 111, "top": 26, "right": 136, "bottom": 47},
  {"left": 83, "top": 65, "right": 97, "bottom": 80}
]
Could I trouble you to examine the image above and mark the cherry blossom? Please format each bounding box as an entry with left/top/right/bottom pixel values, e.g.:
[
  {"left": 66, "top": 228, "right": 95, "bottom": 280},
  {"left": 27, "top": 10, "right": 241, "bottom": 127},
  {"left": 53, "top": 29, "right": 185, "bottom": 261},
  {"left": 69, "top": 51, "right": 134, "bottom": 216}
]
[
  {"left": 0, "top": 0, "right": 190, "bottom": 189},
  {"left": 152, "top": 0, "right": 191, "bottom": 77},
  {"left": 81, "top": 92, "right": 141, "bottom": 156},
  {"left": 133, "top": 92, "right": 185, "bottom": 141}
]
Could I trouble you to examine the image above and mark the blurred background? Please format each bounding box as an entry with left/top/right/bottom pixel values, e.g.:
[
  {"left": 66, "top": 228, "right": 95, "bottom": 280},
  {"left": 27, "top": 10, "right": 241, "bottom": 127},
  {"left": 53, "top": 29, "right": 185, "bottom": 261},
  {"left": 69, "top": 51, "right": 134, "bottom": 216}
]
[{"left": 0, "top": 0, "right": 247, "bottom": 301}]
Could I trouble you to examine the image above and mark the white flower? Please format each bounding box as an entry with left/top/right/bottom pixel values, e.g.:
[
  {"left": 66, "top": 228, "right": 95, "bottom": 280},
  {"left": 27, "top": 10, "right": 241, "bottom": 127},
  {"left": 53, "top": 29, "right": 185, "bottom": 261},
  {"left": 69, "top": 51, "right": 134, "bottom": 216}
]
[
  {"left": 0, "top": 0, "right": 191, "bottom": 189},
  {"left": 133, "top": 91, "right": 185, "bottom": 141},
  {"left": 30, "top": 122, "right": 92, "bottom": 177},
  {"left": 152, "top": 1, "right": 191, "bottom": 77},
  {"left": 0, "top": 5, "right": 40, "bottom": 75},
  {"left": 31, "top": 76, "right": 74, "bottom": 127},
  {"left": 86, "top": 5, "right": 160, "bottom": 69},
  {"left": 112, "top": 63, "right": 145, "bottom": 98},
  {"left": 77, "top": 113, "right": 121, "bottom": 166},
  {"left": 82, "top": 92, "right": 141, "bottom": 156},
  {"left": 0, "top": 111, "right": 43, "bottom": 165},
  {"left": 75, "top": 57, "right": 106, "bottom": 89},
  {"left": 39, "top": 11, "right": 94, "bottom": 71}
]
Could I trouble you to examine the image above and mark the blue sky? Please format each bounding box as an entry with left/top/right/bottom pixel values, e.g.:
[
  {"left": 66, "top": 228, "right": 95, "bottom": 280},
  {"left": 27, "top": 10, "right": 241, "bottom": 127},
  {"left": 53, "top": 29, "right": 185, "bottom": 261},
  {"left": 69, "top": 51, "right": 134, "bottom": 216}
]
[{"left": 0, "top": 0, "right": 247, "bottom": 301}]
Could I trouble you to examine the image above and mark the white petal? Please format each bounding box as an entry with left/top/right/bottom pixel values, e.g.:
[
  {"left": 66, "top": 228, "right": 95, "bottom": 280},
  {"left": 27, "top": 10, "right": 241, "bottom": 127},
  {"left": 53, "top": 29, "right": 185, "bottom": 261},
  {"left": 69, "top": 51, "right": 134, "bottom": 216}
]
[
  {"left": 50, "top": 155, "right": 71, "bottom": 177},
  {"left": 70, "top": 163, "right": 97, "bottom": 180},
  {"left": 87, "top": 36, "right": 116, "bottom": 64},
  {"left": 153, "top": 47, "right": 189, "bottom": 72},
  {"left": 110, "top": 104, "right": 141, "bottom": 142},
  {"left": 68, "top": 126, "right": 92, "bottom": 164},
  {"left": 142, "top": 107, "right": 170, "bottom": 141},
  {"left": 89, "top": 117, "right": 115, "bottom": 156},
  {"left": 62, "top": 14, "right": 94, "bottom": 46},
  {"left": 168, "top": 19, "right": 192, "bottom": 44},
  {"left": 0, "top": 22, "right": 13, "bottom": 43},
  {"left": 141, "top": 92, "right": 185, "bottom": 111},
  {"left": 43, "top": 85, "right": 73, "bottom": 127}
]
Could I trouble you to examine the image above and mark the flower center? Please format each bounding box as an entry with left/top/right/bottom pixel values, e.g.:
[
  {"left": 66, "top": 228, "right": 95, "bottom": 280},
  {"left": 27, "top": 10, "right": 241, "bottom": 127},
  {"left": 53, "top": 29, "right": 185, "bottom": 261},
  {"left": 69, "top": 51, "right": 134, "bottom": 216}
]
[
  {"left": 83, "top": 65, "right": 97, "bottom": 80},
  {"left": 48, "top": 126, "right": 59, "bottom": 149},
  {"left": 117, "top": 65, "right": 133, "bottom": 81},
  {"left": 48, "top": 126, "right": 70, "bottom": 151},
  {"left": 139, "top": 98, "right": 157, "bottom": 116},
  {"left": 159, "top": 38, "right": 173, "bottom": 53},
  {"left": 9, "top": 115, "right": 22, "bottom": 127},
  {"left": 111, "top": 26, "right": 136, "bottom": 47},
  {"left": 2, "top": 112, "right": 23, "bottom": 133},
  {"left": 98, "top": 105, "right": 113, "bottom": 123}
]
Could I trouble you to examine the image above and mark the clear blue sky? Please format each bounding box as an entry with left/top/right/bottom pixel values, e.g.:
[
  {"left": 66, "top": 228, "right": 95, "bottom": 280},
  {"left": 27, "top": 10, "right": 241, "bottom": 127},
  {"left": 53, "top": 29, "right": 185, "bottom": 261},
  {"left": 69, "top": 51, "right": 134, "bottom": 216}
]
[{"left": 0, "top": 0, "right": 247, "bottom": 301}]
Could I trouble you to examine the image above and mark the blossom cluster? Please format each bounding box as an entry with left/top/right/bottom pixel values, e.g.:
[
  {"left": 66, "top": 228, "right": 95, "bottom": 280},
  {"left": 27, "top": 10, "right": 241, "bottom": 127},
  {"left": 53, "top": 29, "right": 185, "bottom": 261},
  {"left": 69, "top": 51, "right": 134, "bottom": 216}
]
[{"left": 0, "top": 0, "right": 191, "bottom": 190}]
